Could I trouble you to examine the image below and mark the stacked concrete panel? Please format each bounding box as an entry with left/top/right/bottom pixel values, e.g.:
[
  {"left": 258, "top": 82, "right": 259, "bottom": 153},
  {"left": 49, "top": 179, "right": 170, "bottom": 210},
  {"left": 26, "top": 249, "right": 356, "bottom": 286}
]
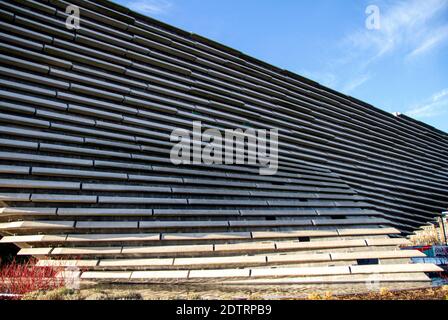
[{"left": 0, "top": 0, "right": 446, "bottom": 285}]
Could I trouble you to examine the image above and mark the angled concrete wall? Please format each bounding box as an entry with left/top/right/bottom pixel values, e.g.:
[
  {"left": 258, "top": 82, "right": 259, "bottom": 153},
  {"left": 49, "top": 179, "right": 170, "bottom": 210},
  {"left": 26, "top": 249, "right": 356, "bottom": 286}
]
[{"left": 0, "top": 0, "right": 446, "bottom": 284}]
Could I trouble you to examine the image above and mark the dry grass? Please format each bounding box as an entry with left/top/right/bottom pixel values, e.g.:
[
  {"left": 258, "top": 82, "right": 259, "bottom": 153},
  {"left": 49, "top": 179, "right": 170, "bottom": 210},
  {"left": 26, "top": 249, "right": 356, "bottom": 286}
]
[
  {"left": 19, "top": 285, "right": 448, "bottom": 300},
  {"left": 409, "top": 222, "right": 447, "bottom": 246},
  {"left": 22, "top": 288, "right": 82, "bottom": 300},
  {"left": 22, "top": 287, "right": 143, "bottom": 300},
  {"left": 336, "top": 285, "right": 448, "bottom": 300},
  {"left": 307, "top": 292, "right": 334, "bottom": 300}
]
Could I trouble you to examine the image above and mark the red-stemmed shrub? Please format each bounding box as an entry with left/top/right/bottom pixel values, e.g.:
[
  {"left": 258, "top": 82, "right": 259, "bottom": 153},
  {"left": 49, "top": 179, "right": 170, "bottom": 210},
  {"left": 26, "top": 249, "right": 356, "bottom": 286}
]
[{"left": 0, "top": 258, "right": 64, "bottom": 299}]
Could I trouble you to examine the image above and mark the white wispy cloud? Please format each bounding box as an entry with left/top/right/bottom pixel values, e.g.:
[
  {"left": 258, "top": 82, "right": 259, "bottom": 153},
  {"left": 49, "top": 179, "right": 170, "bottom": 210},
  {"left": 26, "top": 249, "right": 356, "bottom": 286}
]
[
  {"left": 126, "top": 0, "right": 172, "bottom": 15},
  {"left": 304, "top": 0, "right": 448, "bottom": 94},
  {"left": 299, "top": 70, "right": 338, "bottom": 88},
  {"left": 406, "top": 88, "right": 448, "bottom": 118},
  {"left": 342, "top": 73, "right": 371, "bottom": 94},
  {"left": 345, "top": 0, "right": 448, "bottom": 62},
  {"left": 300, "top": 69, "right": 371, "bottom": 95},
  {"left": 407, "top": 25, "right": 448, "bottom": 59}
]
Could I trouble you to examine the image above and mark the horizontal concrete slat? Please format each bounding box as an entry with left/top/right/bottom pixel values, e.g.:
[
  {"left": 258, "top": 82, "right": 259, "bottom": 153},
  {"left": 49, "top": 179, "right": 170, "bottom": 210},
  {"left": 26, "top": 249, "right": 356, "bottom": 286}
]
[
  {"left": 32, "top": 167, "right": 127, "bottom": 180},
  {"left": 0, "top": 179, "right": 80, "bottom": 190},
  {"left": 350, "top": 263, "right": 443, "bottom": 274},
  {"left": 162, "top": 232, "right": 251, "bottom": 241},
  {"left": 66, "top": 233, "right": 160, "bottom": 242},
  {"left": 0, "top": 193, "right": 30, "bottom": 202},
  {"left": 330, "top": 250, "right": 425, "bottom": 261},
  {"left": 31, "top": 194, "right": 97, "bottom": 203},
  {"left": 57, "top": 208, "right": 154, "bottom": 217},
  {"left": 75, "top": 221, "right": 139, "bottom": 229},
  {"left": 0, "top": 220, "right": 74, "bottom": 230},
  {"left": 0, "top": 152, "right": 93, "bottom": 167},
  {"left": 0, "top": 207, "right": 57, "bottom": 216},
  {"left": 252, "top": 230, "right": 339, "bottom": 239},
  {"left": 98, "top": 197, "right": 187, "bottom": 205},
  {"left": 0, "top": 235, "right": 67, "bottom": 243},
  {"left": 122, "top": 244, "right": 214, "bottom": 255},
  {"left": 250, "top": 266, "right": 351, "bottom": 278},
  {"left": 0, "top": 165, "right": 31, "bottom": 174}
]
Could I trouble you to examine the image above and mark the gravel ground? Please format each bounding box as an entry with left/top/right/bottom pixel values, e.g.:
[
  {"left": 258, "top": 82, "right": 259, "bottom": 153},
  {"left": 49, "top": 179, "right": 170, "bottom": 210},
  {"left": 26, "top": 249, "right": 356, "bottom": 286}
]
[
  {"left": 20, "top": 283, "right": 448, "bottom": 300},
  {"left": 335, "top": 286, "right": 448, "bottom": 300}
]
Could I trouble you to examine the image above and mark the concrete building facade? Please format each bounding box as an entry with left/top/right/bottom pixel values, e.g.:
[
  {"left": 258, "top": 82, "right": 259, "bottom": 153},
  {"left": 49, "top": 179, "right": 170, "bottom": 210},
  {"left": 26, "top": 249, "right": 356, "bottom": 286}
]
[{"left": 0, "top": 0, "right": 446, "bottom": 285}]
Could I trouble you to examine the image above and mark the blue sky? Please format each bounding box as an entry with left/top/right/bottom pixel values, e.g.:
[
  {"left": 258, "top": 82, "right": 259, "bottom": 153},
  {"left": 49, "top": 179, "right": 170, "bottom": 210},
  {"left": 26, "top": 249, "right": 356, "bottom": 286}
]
[{"left": 114, "top": 0, "right": 448, "bottom": 133}]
